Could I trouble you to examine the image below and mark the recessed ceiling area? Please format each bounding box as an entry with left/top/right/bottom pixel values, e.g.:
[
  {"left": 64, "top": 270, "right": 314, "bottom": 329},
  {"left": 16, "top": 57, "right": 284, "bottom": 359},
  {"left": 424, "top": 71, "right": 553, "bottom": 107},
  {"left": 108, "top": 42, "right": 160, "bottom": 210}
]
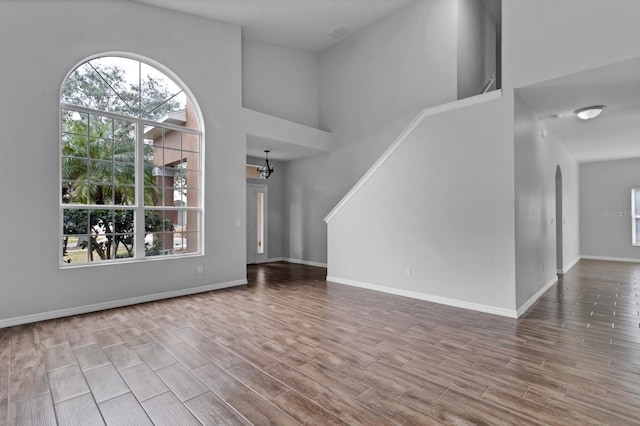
[
  {"left": 130, "top": 0, "right": 414, "bottom": 52},
  {"left": 516, "top": 56, "right": 640, "bottom": 163},
  {"left": 246, "top": 134, "right": 329, "bottom": 162}
]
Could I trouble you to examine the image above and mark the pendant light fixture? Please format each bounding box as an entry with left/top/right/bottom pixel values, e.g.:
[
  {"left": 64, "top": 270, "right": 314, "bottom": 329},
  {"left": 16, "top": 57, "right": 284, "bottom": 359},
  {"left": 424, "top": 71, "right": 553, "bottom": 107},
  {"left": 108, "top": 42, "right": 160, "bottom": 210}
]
[{"left": 258, "top": 150, "right": 274, "bottom": 179}]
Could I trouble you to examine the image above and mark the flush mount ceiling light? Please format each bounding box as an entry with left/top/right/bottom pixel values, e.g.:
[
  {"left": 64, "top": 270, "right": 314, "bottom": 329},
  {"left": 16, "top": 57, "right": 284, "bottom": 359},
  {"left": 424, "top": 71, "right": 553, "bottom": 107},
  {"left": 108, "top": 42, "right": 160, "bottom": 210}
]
[{"left": 575, "top": 105, "right": 605, "bottom": 120}]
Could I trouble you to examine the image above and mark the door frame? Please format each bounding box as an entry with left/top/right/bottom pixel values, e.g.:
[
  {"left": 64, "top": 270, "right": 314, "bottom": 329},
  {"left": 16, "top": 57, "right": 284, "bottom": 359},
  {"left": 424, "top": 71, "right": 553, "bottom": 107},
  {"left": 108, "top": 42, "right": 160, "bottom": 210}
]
[{"left": 247, "top": 184, "right": 268, "bottom": 264}]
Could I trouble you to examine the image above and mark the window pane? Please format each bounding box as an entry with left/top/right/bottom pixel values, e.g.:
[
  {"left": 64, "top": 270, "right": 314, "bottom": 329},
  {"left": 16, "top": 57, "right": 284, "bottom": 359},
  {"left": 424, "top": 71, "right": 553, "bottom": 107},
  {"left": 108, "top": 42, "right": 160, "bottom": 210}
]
[
  {"left": 114, "top": 141, "right": 135, "bottom": 164},
  {"left": 89, "top": 114, "right": 113, "bottom": 139},
  {"left": 114, "top": 119, "right": 135, "bottom": 140},
  {"left": 113, "top": 185, "right": 135, "bottom": 205},
  {"left": 182, "top": 232, "right": 199, "bottom": 254},
  {"left": 62, "top": 62, "right": 132, "bottom": 115},
  {"left": 182, "top": 133, "right": 200, "bottom": 153},
  {"left": 140, "top": 62, "right": 186, "bottom": 121},
  {"left": 62, "top": 133, "right": 88, "bottom": 157},
  {"left": 634, "top": 189, "right": 640, "bottom": 215},
  {"left": 61, "top": 110, "right": 88, "bottom": 134},
  {"left": 89, "top": 138, "right": 113, "bottom": 159},
  {"left": 62, "top": 236, "right": 89, "bottom": 265},
  {"left": 88, "top": 159, "right": 113, "bottom": 182},
  {"left": 113, "top": 163, "right": 135, "bottom": 185},
  {"left": 114, "top": 234, "right": 134, "bottom": 259}
]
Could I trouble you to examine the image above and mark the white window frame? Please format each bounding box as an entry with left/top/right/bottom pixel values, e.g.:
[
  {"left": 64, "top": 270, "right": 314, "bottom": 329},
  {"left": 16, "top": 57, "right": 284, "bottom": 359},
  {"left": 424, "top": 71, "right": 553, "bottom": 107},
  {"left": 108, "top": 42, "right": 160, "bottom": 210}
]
[
  {"left": 632, "top": 188, "right": 640, "bottom": 246},
  {"left": 59, "top": 56, "right": 203, "bottom": 267}
]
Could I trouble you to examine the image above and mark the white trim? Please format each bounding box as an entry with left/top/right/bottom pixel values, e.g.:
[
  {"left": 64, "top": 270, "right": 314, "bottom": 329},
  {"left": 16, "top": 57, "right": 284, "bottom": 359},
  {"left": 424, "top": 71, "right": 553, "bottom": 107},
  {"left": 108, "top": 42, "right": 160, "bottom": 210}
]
[
  {"left": 286, "top": 258, "right": 328, "bottom": 268},
  {"left": 580, "top": 255, "right": 640, "bottom": 263},
  {"left": 326, "top": 276, "right": 517, "bottom": 318},
  {"left": 516, "top": 275, "right": 558, "bottom": 318},
  {"left": 559, "top": 256, "right": 580, "bottom": 274},
  {"left": 252, "top": 258, "right": 328, "bottom": 268},
  {"left": 0, "top": 279, "right": 246, "bottom": 329},
  {"left": 323, "top": 90, "right": 502, "bottom": 223}
]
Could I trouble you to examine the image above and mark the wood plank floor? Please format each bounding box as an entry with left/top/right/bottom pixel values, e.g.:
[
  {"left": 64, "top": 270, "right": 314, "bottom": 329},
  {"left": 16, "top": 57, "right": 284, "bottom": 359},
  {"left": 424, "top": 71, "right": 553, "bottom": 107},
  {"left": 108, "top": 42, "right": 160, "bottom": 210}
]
[{"left": 1, "top": 259, "right": 640, "bottom": 425}]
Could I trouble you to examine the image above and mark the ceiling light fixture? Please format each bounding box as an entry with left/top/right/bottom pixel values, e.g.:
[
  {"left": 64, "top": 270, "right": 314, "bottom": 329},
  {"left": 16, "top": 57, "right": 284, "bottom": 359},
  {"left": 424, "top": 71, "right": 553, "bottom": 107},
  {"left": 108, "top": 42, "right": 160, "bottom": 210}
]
[
  {"left": 575, "top": 105, "right": 605, "bottom": 120},
  {"left": 258, "top": 150, "right": 274, "bottom": 179}
]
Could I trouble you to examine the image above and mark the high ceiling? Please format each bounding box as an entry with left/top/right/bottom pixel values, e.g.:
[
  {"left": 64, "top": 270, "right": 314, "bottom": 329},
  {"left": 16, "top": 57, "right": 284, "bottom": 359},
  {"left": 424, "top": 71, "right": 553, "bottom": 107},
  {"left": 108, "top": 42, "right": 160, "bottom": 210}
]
[
  {"left": 516, "top": 57, "right": 640, "bottom": 163},
  {"left": 131, "top": 0, "right": 414, "bottom": 52}
]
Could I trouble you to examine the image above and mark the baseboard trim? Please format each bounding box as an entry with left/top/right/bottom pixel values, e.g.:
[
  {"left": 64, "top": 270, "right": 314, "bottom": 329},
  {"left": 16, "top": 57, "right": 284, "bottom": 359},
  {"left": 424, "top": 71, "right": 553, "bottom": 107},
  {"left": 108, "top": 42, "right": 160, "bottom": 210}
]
[
  {"left": 516, "top": 275, "right": 558, "bottom": 318},
  {"left": 326, "top": 276, "right": 517, "bottom": 318},
  {"left": 285, "top": 258, "right": 328, "bottom": 268},
  {"left": 0, "top": 279, "right": 247, "bottom": 329},
  {"left": 580, "top": 255, "right": 640, "bottom": 264},
  {"left": 559, "top": 256, "right": 580, "bottom": 274}
]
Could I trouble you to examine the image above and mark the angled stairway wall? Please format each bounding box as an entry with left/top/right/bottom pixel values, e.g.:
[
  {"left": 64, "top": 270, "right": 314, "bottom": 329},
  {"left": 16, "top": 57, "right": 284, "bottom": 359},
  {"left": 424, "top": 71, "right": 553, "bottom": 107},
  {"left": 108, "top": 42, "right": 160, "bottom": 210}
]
[{"left": 324, "top": 90, "right": 518, "bottom": 317}]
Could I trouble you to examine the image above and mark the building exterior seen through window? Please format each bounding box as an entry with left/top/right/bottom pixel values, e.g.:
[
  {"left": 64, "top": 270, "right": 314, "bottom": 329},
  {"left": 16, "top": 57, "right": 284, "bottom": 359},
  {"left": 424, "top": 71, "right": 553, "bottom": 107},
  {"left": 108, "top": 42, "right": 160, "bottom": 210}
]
[{"left": 60, "top": 55, "right": 202, "bottom": 265}]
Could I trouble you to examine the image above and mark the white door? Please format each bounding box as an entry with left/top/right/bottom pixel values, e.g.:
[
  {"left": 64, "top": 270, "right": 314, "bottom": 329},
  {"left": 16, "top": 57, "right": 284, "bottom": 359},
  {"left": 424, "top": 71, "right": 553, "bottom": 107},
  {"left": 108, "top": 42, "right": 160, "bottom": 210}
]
[{"left": 247, "top": 184, "right": 268, "bottom": 264}]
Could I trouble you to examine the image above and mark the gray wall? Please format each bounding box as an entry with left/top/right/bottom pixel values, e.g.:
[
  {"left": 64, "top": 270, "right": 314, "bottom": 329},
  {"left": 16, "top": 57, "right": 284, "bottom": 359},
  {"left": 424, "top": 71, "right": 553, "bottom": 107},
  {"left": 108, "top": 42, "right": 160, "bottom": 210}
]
[
  {"left": 327, "top": 94, "right": 518, "bottom": 314},
  {"left": 284, "top": 0, "right": 459, "bottom": 264},
  {"left": 457, "top": 0, "right": 497, "bottom": 99},
  {"left": 580, "top": 158, "right": 640, "bottom": 260},
  {"left": 242, "top": 39, "right": 320, "bottom": 129},
  {"left": 514, "top": 93, "right": 580, "bottom": 309},
  {"left": 0, "top": 0, "right": 246, "bottom": 324}
]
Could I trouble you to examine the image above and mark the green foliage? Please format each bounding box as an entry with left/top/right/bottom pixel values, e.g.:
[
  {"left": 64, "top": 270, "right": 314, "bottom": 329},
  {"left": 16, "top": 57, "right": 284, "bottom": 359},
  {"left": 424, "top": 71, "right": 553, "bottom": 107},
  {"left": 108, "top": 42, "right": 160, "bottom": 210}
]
[
  {"left": 61, "top": 58, "right": 182, "bottom": 120},
  {"left": 61, "top": 57, "right": 181, "bottom": 263}
]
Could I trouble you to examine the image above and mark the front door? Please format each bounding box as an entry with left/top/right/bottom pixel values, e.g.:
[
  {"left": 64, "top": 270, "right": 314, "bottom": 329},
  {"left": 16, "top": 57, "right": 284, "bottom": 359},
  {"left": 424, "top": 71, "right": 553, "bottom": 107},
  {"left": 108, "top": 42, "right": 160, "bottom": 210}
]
[{"left": 247, "top": 184, "right": 268, "bottom": 264}]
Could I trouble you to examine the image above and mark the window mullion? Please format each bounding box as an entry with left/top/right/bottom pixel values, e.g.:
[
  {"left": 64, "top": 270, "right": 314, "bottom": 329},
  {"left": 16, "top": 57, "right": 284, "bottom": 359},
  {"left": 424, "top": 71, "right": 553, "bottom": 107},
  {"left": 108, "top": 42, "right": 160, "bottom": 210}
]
[{"left": 135, "top": 121, "right": 146, "bottom": 259}]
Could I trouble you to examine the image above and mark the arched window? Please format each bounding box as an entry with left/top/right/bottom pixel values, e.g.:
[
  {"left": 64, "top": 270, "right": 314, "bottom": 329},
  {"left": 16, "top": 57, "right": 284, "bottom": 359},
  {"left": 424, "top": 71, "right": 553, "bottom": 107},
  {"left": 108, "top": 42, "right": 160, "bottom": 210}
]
[{"left": 60, "top": 55, "right": 202, "bottom": 265}]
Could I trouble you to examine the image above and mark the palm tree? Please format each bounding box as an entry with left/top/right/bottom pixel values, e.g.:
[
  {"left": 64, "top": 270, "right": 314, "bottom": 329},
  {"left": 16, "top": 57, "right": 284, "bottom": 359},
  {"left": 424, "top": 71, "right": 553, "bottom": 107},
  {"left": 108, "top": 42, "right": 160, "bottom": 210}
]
[{"left": 61, "top": 59, "right": 181, "bottom": 263}]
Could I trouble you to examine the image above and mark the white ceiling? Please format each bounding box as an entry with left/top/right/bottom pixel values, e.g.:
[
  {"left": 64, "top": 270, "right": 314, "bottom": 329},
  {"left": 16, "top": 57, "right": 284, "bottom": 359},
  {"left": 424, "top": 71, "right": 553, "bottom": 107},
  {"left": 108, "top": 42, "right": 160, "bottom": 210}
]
[
  {"left": 516, "top": 57, "right": 640, "bottom": 163},
  {"left": 131, "top": 0, "right": 414, "bottom": 52}
]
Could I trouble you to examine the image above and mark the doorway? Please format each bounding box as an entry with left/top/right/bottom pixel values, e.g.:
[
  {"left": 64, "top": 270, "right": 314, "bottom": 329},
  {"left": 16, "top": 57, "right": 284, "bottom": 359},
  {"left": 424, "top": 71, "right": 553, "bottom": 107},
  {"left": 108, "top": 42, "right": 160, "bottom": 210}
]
[
  {"left": 555, "top": 165, "right": 563, "bottom": 274},
  {"left": 247, "top": 184, "right": 268, "bottom": 264}
]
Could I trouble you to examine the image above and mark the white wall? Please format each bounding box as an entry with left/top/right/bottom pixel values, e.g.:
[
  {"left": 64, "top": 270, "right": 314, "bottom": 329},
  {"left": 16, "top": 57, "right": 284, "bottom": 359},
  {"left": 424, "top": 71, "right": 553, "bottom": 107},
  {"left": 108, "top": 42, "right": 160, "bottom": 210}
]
[
  {"left": 326, "top": 94, "right": 517, "bottom": 314},
  {"left": 580, "top": 158, "right": 640, "bottom": 261},
  {"left": 247, "top": 156, "right": 285, "bottom": 260},
  {"left": 514, "top": 93, "right": 580, "bottom": 310},
  {"left": 284, "top": 0, "right": 459, "bottom": 264},
  {"left": 0, "top": 0, "right": 246, "bottom": 325},
  {"left": 457, "top": 0, "right": 497, "bottom": 99},
  {"left": 242, "top": 39, "right": 320, "bottom": 129}
]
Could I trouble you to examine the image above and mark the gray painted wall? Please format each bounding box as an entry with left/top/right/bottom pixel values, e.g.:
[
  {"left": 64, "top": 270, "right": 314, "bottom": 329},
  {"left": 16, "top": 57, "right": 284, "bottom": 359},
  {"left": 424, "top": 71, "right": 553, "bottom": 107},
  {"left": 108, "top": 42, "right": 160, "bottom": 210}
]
[
  {"left": 0, "top": 0, "right": 246, "bottom": 323},
  {"left": 457, "top": 0, "right": 497, "bottom": 99},
  {"left": 242, "top": 39, "right": 320, "bottom": 129},
  {"left": 284, "top": 0, "right": 459, "bottom": 264},
  {"left": 580, "top": 158, "right": 640, "bottom": 260},
  {"left": 514, "top": 93, "right": 580, "bottom": 308},
  {"left": 327, "top": 94, "right": 517, "bottom": 313}
]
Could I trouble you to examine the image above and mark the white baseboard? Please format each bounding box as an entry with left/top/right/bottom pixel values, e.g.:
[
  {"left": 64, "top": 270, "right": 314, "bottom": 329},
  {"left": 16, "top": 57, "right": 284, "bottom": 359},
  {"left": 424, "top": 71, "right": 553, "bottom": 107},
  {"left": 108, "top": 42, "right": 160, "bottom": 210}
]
[
  {"left": 253, "top": 258, "right": 327, "bottom": 268},
  {"left": 284, "top": 258, "right": 328, "bottom": 268},
  {"left": 580, "top": 255, "right": 640, "bottom": 264},
  {"left": 0, "top": 279, "right": 247, "bottom": 329},
  {"left": 326, "top": 276, "right": 517, "bottom": 318},
  {"left": 516, "top": 275, "right": 558, "bottom": 318},
  {"left": 558, "top": 256, "right": 580, "bottom": 274}
]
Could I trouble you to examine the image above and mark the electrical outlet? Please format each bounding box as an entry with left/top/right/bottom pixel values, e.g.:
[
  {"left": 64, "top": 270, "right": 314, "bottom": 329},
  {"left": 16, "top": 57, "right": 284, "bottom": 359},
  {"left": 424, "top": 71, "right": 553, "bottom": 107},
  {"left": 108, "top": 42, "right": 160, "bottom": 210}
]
[
  {"left": 543, "top": 263, "right": 546, "bottom": 272},
  {"left": 404, "top": 267, "right": 411, "bottom": 277},
  {"left": 197, "top": 265, "right": 203, "bottom": 274}
]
